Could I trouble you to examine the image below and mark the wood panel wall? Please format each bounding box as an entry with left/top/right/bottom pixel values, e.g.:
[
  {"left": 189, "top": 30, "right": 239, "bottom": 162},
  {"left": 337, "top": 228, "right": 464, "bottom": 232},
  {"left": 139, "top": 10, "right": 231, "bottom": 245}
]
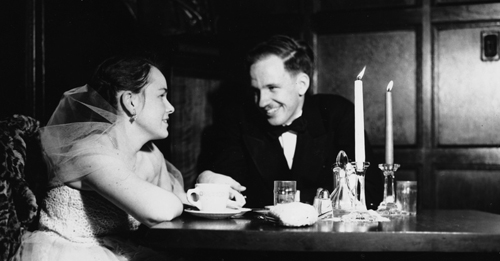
[
  {"left": 312, "top": 0, "right": 500, "bottom": 214},
  {"left": 158, "top": 0, "right": 500, "bottom": 213},
  {"left": 21, "top": 0, "right": 500, "bottom": 213},
  {"left": 168, "top": 75, "right": 222, "bottom": 189}
]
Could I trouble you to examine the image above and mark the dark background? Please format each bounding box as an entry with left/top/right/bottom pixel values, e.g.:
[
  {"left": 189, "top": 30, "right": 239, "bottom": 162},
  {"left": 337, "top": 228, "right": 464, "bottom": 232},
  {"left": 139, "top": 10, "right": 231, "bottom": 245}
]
[{"left": 3, "top": 0, "right": 500, "bottom": 214}]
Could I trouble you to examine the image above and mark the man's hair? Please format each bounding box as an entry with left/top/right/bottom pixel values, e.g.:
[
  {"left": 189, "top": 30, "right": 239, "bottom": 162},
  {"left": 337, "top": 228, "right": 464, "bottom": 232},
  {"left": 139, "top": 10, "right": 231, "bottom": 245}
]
[{"left": 247, "top": 35, "right": 314, "bottom": 80}]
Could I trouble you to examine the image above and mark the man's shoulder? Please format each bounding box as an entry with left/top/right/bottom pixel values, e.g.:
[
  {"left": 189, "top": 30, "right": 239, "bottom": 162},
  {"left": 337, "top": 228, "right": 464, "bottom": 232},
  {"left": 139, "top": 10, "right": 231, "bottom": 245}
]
[
  {"left": 306, "top": 93, "right": 354, "bottom": 114},
  {"left": 309, "top": 93, "right": 352, "bottom": 105}
]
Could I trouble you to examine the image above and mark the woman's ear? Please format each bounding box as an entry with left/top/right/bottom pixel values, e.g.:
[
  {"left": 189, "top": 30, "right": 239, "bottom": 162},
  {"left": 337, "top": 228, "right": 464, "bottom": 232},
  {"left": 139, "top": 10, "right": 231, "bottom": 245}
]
[
  {"left": 120, "top": 91, "right": 137, "bottom": 117},
  {"left": 296, "top": 72, "right": 310, "bottom": 96}
]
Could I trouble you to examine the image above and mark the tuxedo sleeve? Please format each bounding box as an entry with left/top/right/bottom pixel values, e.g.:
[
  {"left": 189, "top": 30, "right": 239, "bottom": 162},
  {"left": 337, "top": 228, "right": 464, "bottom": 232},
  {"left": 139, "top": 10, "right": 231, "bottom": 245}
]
[{"left": 203, "top": 116, "right": 252, "bottom": 185}]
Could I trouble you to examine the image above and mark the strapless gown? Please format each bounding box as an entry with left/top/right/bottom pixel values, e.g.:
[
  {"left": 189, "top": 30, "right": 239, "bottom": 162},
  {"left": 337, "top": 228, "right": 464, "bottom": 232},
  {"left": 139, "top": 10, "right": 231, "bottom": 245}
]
[{"left": 13, "top": 185, "right": 172, "bottom": 261}]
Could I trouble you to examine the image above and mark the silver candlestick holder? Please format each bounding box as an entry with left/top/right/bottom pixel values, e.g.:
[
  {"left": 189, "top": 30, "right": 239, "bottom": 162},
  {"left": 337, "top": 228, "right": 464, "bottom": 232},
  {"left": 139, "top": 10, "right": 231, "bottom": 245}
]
[{"left": 376, "top": 163, "right": 401, "bottom": 215}]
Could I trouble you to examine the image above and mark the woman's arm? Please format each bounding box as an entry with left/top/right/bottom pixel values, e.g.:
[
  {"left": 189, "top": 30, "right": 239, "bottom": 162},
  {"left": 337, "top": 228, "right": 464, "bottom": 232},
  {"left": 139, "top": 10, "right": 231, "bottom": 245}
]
[
  {"left": 160, "top": 158, "right": 188, "bottom": 205},
  {"left": 79, "top": 150, "right": 183, "bottom": 227}
]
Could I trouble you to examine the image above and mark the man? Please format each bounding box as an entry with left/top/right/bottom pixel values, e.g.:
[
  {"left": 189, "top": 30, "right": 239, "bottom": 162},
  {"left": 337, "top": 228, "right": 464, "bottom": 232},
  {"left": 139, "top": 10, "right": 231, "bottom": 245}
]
[{"left": 200, "top": 35, "right": 383, "bottom": 209}]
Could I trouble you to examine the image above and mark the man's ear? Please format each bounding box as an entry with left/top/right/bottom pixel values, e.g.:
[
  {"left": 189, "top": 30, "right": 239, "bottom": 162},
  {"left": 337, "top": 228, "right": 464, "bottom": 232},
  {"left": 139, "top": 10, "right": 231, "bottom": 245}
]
[
  {"left": 296, "top": 72, "right": 310, "bottom": 96},
  {"left": 120, "top": 91, "right": 137, "bottom": 116}
]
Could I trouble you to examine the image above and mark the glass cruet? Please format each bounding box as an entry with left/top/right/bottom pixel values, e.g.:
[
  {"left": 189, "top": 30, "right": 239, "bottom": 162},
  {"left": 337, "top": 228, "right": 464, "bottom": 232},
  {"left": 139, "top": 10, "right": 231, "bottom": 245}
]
[{"left": 330, "top": 151, "right": 357, "bottom": 214}]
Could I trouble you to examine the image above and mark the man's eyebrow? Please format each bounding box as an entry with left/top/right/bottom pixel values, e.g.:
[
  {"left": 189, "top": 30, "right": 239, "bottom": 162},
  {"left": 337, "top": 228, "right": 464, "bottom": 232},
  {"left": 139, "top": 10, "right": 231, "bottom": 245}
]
[
  {"left": 265, "top": 83, "right": 279, "bottom": 88},
  {"left": 250, "top": 82, "right": 279, "bottom": 89}
]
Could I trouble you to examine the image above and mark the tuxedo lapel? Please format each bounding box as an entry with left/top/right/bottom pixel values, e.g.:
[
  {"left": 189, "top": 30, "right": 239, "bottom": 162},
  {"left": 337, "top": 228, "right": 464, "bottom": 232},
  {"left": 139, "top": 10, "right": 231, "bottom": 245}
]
[
  {"left": 292, "top": 131, "right": 329, "bottom": 181},
  {"left": 291, "top": 96, "right": 330, "bottom": 182}
]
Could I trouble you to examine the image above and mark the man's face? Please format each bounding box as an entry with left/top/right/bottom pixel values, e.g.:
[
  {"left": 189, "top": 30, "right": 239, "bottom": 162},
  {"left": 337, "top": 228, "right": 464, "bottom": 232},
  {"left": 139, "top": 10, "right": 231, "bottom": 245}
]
[{"left": 250, "top": 55, "right": 306, "bottom": 126}]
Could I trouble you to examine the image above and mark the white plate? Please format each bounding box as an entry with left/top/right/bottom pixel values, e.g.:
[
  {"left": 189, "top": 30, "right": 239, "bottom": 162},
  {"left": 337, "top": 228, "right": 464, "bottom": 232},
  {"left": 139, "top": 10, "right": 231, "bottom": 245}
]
[{"left": 185, "top": 208, "right": 251, "bottom": 219}]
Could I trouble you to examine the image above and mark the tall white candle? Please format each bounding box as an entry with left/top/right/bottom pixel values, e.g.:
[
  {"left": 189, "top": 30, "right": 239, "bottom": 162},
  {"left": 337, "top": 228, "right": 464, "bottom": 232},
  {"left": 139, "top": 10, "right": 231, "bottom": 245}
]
[
  {"left": 355, "top": 66, "right": 366, "bottom": 165},
  {"left": 385, "top": 81, "right": 394, "bottom": 164}
]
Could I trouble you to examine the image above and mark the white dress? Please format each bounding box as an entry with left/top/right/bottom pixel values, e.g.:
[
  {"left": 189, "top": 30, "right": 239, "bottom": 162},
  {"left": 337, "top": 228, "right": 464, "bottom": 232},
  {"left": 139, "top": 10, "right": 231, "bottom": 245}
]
[
  {"left": 13, "top": 184, "right": 170, "bottom": 261},
  {"left": 13, "top": 86, "right": 186, "bottom": 261}
]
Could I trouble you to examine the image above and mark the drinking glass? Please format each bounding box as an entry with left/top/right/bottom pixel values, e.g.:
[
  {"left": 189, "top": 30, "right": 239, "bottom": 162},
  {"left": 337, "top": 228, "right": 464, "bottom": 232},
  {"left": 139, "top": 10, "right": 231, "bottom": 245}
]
[
  {"left": 274, "top": 180, "right": 296, "bottom": 205},
  {"left": 396, "top": 181, "right": 417, "bottom": 215}
]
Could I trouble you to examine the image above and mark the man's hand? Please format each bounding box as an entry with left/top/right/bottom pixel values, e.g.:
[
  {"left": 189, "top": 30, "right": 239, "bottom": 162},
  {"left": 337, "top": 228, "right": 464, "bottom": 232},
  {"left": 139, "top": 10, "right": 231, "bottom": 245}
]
[{"left": 197, "top": 170, "right": 247, "bottom": 209}]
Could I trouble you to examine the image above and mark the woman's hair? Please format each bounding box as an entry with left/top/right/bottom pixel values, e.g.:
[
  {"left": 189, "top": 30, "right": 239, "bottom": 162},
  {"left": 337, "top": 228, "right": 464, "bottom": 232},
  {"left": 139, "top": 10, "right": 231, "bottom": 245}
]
[
  {"left": 247, "top": 35, "right": 315, "bottom": 80},
  {"left": 89, "top": 56, "right": 156, "bottom": 108}
]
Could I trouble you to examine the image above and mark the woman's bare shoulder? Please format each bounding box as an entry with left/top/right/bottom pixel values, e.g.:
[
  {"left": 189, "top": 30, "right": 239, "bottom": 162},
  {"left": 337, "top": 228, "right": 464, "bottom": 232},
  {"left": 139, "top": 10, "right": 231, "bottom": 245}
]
[{"left": 64, "top": 134, "right": 118, "bottom": 189}]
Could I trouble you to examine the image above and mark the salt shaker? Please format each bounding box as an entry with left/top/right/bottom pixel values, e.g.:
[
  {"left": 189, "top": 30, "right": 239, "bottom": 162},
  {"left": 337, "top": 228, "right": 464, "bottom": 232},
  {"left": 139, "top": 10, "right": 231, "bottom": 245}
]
[{"left": 314, "top": 189, "right": 333, "bottom": 219}]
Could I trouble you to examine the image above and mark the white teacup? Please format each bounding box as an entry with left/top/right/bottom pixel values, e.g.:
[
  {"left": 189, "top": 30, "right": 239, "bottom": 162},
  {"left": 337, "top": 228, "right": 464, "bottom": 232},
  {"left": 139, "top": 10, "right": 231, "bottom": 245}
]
[{"left": 187, "top": 183, "right": 230, "bottom": 212}]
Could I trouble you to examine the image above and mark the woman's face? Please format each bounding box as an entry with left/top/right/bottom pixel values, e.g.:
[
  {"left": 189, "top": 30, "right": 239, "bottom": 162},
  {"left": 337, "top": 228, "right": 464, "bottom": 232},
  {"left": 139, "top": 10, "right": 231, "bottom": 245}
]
[{"left": 135, "top": 67, "right": 175, "bottom": 140}]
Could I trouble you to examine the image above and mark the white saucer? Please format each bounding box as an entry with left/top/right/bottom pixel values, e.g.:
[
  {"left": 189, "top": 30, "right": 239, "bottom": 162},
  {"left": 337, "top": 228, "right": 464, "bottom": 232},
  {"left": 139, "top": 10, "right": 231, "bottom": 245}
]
[{"left": 185, "top": 208, "right": 251, "bottom": 219}]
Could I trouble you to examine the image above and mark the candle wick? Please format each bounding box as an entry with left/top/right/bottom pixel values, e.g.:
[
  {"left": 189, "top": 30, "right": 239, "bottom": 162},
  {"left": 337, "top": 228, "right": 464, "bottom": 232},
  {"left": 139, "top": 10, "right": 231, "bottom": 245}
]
[{"left": 387, "top": 80, "right": 394, "bottom": 92}]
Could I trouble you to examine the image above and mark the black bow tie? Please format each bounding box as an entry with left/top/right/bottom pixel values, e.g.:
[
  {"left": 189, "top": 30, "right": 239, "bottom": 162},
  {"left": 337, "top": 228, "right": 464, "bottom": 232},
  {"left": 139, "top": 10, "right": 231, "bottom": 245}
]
[{"left": 269, "top": 117, "right": 307, "bottom": 137}]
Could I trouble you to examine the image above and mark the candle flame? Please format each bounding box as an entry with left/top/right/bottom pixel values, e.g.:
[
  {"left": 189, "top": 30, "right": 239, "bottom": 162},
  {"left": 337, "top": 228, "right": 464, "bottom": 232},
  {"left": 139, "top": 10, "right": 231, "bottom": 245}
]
[
  {"left": 387, "top": 81, "right": 394, "bottom": 92},
  {"left": 356, "top": 66, "right": 366, "bottom": 80}
]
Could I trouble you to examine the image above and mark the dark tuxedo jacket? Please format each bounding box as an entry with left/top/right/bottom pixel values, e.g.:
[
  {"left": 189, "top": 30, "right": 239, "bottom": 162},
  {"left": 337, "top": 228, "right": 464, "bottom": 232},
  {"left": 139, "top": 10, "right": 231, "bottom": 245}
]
[{"left": 210, "top": 94, "right": 383, "bottom": 208}]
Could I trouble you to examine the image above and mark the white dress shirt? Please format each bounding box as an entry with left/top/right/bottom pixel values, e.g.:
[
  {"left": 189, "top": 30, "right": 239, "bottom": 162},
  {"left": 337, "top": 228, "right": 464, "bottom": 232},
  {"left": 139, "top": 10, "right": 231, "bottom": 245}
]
[
  {"left": 279, "top": 132, "right": 297, "bottom": 169},
  {"left": 278, "top": 111, "right": 303, "bottom": 169}
]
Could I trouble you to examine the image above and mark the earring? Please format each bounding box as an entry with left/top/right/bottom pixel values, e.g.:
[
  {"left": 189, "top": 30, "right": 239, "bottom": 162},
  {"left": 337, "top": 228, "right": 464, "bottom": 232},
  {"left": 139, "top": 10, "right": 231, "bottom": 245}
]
[{"left": 129, "top": 111, "right": 137, "bottom": 123}]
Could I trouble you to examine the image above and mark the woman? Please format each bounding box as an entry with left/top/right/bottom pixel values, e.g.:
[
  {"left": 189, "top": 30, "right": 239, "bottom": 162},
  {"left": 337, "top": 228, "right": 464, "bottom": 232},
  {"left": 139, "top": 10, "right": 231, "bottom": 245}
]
[{"left": 14, "top": 56, "right": 245, "bottom": 260}]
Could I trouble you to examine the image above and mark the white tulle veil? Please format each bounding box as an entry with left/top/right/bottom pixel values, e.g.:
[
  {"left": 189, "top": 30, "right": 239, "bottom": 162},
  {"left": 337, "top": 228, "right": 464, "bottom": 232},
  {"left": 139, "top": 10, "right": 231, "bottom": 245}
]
[{"left": 41, "top": 85, "right": 131, "bottom": 184}]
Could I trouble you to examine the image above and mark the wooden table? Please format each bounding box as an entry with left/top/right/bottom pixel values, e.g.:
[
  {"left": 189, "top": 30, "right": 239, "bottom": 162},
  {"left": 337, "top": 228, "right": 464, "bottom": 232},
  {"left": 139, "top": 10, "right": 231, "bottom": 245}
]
[{"left": 137, "top": 210, "right": 500, "bottom": 260}]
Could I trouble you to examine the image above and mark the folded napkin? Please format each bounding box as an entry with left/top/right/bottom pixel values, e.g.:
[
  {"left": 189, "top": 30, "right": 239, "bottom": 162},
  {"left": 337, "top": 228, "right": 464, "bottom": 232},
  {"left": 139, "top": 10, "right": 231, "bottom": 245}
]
[{"left": 267, "top": 202, "right": 318, "bottom": 227}]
